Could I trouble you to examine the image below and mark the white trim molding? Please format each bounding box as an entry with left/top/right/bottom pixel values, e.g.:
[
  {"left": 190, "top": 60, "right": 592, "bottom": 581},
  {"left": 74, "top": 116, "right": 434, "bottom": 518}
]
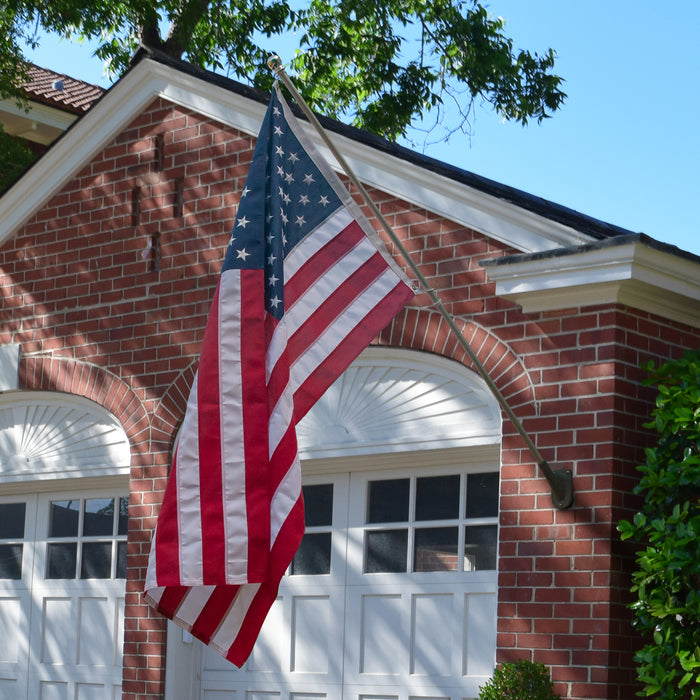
[
  {"left": 0, "top": 57, "right": 594, "bottom": 254},
  {"left": 482, "top": 237, "right": 700, "bottom": 328},
  {"left": 297, "top": 346, "right": 502, "bottom": 460},
  {"left": 0, "top": 391, "right": 131, "bottom": 483},
  {"left": 0, "top": 344, "right": 20, "bottom": 391}
]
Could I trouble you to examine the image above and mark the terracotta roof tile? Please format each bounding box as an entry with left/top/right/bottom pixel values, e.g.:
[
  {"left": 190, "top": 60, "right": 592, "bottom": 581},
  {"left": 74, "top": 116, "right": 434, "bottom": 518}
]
[{"left": 22, "top": 63, "right": 105, "bottom": 114}]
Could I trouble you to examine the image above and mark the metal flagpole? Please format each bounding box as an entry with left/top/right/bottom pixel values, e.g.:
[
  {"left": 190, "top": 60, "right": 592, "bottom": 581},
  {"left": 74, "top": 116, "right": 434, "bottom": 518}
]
[{"left": 268, "top": 56, "right": 573, "bottom": 510}]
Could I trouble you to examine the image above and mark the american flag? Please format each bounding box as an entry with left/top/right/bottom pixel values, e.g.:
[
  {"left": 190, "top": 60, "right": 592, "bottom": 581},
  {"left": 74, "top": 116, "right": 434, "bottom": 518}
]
[{"left": 144, "top": 86, "right": 414, "bottom": 666}]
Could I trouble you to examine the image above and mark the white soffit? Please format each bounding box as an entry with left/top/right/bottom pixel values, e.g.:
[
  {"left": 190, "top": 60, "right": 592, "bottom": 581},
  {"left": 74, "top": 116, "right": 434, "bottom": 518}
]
[
  {"left": 297, "top": 347, "right": 502, "bottom": 459},
  {"left": 0, "top": 98, "right": 78, "bottom": 145},
  {"left": 483, "top": 239, "right": 700, "bottom": 328},
  {"left": 0, "top": 391, "right": 131, "bottom": 482},
  {"left": 0, "top": 57, "right": 591, "bottom": 253}
]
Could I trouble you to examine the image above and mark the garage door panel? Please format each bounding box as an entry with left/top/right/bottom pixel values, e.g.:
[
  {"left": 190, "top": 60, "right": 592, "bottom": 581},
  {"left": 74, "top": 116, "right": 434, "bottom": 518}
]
[
  {"left": 342, "top": 686, "right": 478, "bottom": 700},
  {"left": 291, "top": 595, "right": 334, "bottom": 674},
  {"left": 356, "top": 593, "right": 405, "bottom": 676},
  {"left": 245, "top": 597, "right": 284, "bottom": 672},
  {"left": 201, "top": 691, "right": 237, "bottom": 700},
  {"left": 463, "top": 593, "right": 496, "bottom": 678},
  {"left": 0, "top": 593, "right": 29, "bottom": 700},
  {"left": 77, "top": 596, "right": 114, "bottom": 666},
  {"left": 410, "top": 593, "right": 454, "bottom": 676},
  {"left": 0, "top": 593, "right": 26, "bottom": 663},
  {"left": 38, "top": 679, "right": 69, "bottom": 700},
  {"left": 0, "top": 489, "right": 127, "bottom": 700},
  {"left": 39, "top": 596, "right": 74, "bottom": 664}
]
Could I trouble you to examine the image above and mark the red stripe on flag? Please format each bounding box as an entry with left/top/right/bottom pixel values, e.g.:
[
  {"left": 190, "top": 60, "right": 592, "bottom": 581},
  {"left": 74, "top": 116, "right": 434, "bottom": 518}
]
[
  {"left": 293, "top": 281, "right": 414, "bottom": 419},
  {"left": 287, "top": 252, "right": 387, "bottom": 363},
  {"left": 284, "top": 219, "right": 365, "bottom": 307},
  {"left": 190, "top": 585, "right": 241, "bottom": 644},
  {"left": 239, "top": 270, "right": 271, "bottom": 582},
  {"left": 265, "top": 252, "right": 388, "bottom": 412},
  {"left": 154, "top": 449, "right": 182, "bottom": 584},
  {"left": 226, "top": 495, "right": 304, "bottom": 666},
  {"left": 269, "top": 421, "right": 299, "bottom": 487},
  {"left": 155, "top": 586, "right": 189, "bottom": 618},
  {"left": 197, "top": 283, "right": 226, "bottom": 583}
]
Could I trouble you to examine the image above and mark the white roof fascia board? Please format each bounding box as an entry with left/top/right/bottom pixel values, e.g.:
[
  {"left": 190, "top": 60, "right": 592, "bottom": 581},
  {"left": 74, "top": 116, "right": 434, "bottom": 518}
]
[
  {"left": 484, "top": 240, "right": 700, "bottom": 328},
  {"left": 146, "top": 60, "right": 598, "bottom": 253},
  {"left": 0, "top": 57, "right": 596, "bottom": 254},
  {"left": 307, "top": 131, "right": 593, "bottom": 253}
]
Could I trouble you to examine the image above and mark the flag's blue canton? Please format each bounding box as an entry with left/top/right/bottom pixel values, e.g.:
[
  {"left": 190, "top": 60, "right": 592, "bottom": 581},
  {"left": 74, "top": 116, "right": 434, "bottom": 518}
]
[{"left": 222, "top": 92, "right": 344, "bottom": 320}]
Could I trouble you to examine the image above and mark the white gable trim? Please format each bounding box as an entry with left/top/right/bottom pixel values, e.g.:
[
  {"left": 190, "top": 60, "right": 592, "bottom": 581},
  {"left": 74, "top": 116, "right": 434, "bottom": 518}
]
[
  {"left": 0, "top": 57, "right": 592, "bottom": 254},
  {"left": 484, "top": 239, "right": 700, "bottom": 328}
]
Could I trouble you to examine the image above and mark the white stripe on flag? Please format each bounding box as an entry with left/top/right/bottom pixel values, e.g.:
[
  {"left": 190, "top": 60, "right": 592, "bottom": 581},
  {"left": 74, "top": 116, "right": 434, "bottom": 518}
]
[
  {"left": 176, "top": 376, "right": 204, "bottom": 583},
  {"left": 209, "top": 583, "right": 262, "bottom": 653},
  {"left": 270, "top": 453, "right": 302, "bottom": 543},
  {"left": 267, "top": 375, "right": 294, "bottom": 459},
  {"left": 264, "top": 217, "right": 374, "bottom": 379},
  {"left": 177, "top": 585, "right": 217, "bottom": 628},
  {"left": 291, "top": 268, "right": 403, "bottom": 390},
  {"left": 283, "top": 207, "right": 353, "bottom": 281},
  {"left": 283, "top": 237, "right": 378, "bottom": 330},
  {"left": 218, "top": 269, "right": 250, "bottom": 581}
]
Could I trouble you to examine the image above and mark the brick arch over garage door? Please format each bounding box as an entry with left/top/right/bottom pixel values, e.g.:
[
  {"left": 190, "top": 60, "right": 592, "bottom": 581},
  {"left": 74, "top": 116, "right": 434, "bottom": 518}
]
[
  {"left": 151, "top": 361, "right": 198, "bottom": 455},
  {"left": 376, "top": 307, "right": 538, "bottom": 413},
  {"left": 19, "top": 355, "right": 149, "bottom": 451}
]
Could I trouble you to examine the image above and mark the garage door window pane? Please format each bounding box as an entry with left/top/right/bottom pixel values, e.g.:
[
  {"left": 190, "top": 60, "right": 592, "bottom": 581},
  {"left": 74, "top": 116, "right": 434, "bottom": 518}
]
[
  {"left": 292, "top": 532, "right": 332, "bottom": 575},
  {"left": 416, "top": 475, "right": 460, "bottom": 521},
  {"left": 365, "top": 529, "right": 408, "bottom": 573},
  {"left": 81, "top": 541, "right": 112, "bottom": 579},
  {"left": 303, "top": 484, "right": 333, "bottom": 527},
  {"left": 117, "top": 541, "right": 127, "bottom": 578},
  {"left": 414, "top": 527, "right": 459, "bottom": 572},
  {"left": 466, "top": 473, "right": 499, "bottom": 518},
  {"left": 47, "top": 542, "right": 77, "bottom": 578},
  {"left": 464, "top": 525, "right": 498, "bottom": 571},
  {"left": 49, "top": 501, "right": 80, "bottom": 537},
  {"left": 83, "top": 498, "right": 114, "bottom": 536},
  {"left": 0, "top": 544, "right": 23, "bottom": 579},
  {"left": 368, "top": 479, "right": 409, "bottom": 523},
  {"left": 0, "top": 503, "right": 26, "bottom": 580},
  {"left": 0, "top": 503, "right": 26, "bottom": 539},
  {"left": 118, "top": 497, "right": 129, "bottom": 536}
]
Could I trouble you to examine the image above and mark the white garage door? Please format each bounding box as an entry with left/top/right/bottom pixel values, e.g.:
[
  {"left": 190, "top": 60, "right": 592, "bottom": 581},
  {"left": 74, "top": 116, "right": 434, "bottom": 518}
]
[
  {"left": 0, "top": 489, "right": 127, "bottom": 700},
  {"left": 168, "top": 463, "right": 498, "bottom": 700}
]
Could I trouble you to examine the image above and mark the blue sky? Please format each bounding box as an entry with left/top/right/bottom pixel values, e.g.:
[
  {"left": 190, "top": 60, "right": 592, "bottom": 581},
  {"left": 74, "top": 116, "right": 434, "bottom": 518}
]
[{"left": 21, "top": 1, "right": 700, "bottom": 256}]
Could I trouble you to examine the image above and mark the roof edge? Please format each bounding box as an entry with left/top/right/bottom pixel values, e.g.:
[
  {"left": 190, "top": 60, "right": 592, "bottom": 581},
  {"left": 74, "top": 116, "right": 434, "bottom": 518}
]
[{"left": 132, "top": 47, "right": 639, "bottom": 243}]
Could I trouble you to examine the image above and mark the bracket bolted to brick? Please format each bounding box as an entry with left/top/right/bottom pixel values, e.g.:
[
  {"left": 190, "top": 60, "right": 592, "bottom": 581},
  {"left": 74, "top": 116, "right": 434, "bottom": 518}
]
[{"left": 537, "top": 461, "right": 574, "bottom": 510}]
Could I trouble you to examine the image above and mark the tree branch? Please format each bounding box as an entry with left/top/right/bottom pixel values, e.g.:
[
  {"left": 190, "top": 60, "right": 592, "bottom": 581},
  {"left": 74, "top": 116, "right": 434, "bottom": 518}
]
[{"left": 162, "top": 0, "right": 213, "bottom": 58}]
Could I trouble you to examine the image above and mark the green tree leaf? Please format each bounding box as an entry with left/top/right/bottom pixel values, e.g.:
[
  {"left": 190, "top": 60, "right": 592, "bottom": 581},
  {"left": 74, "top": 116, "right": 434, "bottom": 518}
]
[
  {"left": 0, "top": 0, "right": 565, "bottom": 143},
  {"left": 618, "top": 349, "right": 700, "bottom": 700}
]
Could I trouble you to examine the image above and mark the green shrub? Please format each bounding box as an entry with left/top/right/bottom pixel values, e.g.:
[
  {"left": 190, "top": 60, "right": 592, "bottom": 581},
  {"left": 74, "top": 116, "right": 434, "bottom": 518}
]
[
  {"left": 618, "top": 350, "right": 700, "bottom": 699},
  {"left": 478, "top": 660, "right": 560, "bottom": 700}
]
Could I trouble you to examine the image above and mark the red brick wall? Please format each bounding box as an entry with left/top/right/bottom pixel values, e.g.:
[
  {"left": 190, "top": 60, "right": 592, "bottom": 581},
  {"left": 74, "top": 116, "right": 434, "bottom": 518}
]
[
  {"left": 1, "top": 97, "right": 251, "bottom": 698},
  {"left": 2, "top": 94, "right": 700, "bottom": 700}
]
